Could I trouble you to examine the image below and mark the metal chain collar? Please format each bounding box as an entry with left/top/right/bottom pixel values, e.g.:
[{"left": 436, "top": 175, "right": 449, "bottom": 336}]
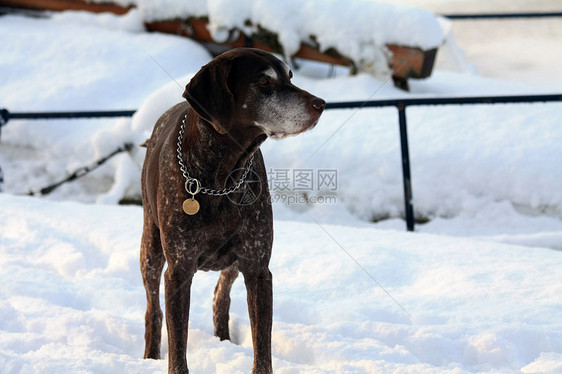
[{"left": 176, "top": 113, "right": 254, "bottom": 198}]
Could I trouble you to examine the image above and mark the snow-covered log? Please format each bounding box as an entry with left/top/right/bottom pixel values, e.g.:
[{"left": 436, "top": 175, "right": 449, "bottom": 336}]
[{"left": 2, "top": 0, "right": 448, "bottom": 88}]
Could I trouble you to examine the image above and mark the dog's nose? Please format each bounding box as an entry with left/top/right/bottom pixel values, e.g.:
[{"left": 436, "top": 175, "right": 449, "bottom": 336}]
[{"left": 312, "top": 97, "right": 326, "bottom": 112}]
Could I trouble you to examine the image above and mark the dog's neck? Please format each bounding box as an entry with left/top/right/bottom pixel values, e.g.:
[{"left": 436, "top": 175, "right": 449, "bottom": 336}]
[{"left": 181, "top": 115, "right": 266, "bottom": 190}]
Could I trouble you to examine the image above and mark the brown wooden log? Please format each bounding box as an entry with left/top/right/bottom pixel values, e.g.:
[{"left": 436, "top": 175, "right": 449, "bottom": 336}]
[
  {"left": 146, "top": 19, "right": 437, "bottom": 83},
  {"left": 0, "top": 0, "right": 132, "bottom": 14},
  {"left": 387, "top": 45, "right": 437, "bottom": 79}
]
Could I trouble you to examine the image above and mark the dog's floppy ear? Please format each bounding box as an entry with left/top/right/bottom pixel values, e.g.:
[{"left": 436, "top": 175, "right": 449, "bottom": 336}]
[{"left": 183, "top": 57, "right": 235, "bottom": 134}]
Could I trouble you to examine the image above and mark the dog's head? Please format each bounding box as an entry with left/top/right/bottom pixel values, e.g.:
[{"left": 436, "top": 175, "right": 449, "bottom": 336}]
[{"left": 183, "top": 48, "right": 325, "bottom": 138}]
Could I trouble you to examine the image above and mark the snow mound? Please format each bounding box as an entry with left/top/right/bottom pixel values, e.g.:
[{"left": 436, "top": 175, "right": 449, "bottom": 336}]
[
  {"left": 138, "top": 0, "right": 447, "bottom": 75},
  {"left": 139, "top": 0, "right": 445, "bottom": 49}
]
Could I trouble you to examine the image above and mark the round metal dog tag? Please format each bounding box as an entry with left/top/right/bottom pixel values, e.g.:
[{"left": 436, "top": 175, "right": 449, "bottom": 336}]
[{"left": 182, "top": 198, "right": 200, "bottom": 215}]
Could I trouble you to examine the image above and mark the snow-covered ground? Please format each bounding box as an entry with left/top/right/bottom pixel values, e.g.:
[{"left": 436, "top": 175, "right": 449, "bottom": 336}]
[
  {"left": 2, "top": 194, "right": 562, "bottom": 373},
  {"left": 1, "top": 1, "right": 562, "bottom": 373}
]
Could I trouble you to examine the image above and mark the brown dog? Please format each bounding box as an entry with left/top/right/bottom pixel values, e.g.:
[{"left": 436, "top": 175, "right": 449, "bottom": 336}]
[{"left": 140, "top": 48, "right": 325, "bottom": 373}]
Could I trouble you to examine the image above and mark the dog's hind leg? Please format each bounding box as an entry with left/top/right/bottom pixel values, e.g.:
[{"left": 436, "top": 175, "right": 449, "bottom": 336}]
[
  {"left": 213, "top": 262, "right": 239, "bottom": 341},
  {"left": 140, "top": 216, "right": 165, "bottom": 359}
]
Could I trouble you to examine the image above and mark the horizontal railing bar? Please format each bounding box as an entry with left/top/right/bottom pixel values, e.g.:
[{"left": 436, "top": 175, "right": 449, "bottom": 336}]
[
  {"left": 4, "top": 110, "right": 137, "bottom": 120},
  {"left": 443, "top": 12, "right": 562, "bottom": 20},
  {"left": 324, "top": 94, "right": 562, "bottom": 110},
  {"left": 2, "top": 94, "right": 561, "bottom": 125}
]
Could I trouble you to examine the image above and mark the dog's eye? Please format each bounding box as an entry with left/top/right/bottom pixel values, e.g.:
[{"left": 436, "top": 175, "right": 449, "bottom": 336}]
[
  {"left": 289, "top": 70, "right": 293, "bottom": 79},
  {"left": 257, "top": 75, "right": 274, "bottom": 87}
]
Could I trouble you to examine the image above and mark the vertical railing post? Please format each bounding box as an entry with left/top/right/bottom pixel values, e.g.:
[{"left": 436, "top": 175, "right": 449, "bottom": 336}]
[
  {"left": 0, "top": 109, "right": 7, "bottom": 193},
  {"left": 397, "top": 103, "right": 415, "bottom": 231}
]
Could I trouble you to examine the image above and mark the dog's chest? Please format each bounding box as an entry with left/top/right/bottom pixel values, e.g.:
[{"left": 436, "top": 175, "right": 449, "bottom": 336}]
[{"left": 180, "top": 200, "right": 271, "bottom": 272}]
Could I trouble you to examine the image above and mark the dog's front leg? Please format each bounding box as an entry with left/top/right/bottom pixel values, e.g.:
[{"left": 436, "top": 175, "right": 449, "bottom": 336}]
[
  {"left": 164, "top": 261, "right": 196, "bottom": 374},
  {"left": 242, "top": 267, "right": 273, "bottom": 374}
]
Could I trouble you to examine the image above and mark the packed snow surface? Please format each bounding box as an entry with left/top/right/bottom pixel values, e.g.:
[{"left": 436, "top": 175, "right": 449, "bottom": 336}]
[
  {"left": 1, "top": 4, "right": 562, "bottom": 374},
  {"left": 1, "top": 195, "right": 562, "bottom": 373}
]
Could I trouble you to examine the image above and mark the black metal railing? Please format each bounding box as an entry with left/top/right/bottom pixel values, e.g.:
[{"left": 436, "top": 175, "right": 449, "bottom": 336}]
[
  {"left": 2, "top": 93, "right": 562, "bottom": 230},
  {"left": 443, "top": 12, "right": 562, "bottom": 20},
  {"left": 326, "top": 94, "right": 562, "bottom": 231}
]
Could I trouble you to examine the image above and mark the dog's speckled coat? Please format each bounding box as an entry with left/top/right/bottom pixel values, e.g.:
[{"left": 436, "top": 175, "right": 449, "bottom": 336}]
[{"left": 140, "top": 48, "right": 325, "bottom": 374}]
